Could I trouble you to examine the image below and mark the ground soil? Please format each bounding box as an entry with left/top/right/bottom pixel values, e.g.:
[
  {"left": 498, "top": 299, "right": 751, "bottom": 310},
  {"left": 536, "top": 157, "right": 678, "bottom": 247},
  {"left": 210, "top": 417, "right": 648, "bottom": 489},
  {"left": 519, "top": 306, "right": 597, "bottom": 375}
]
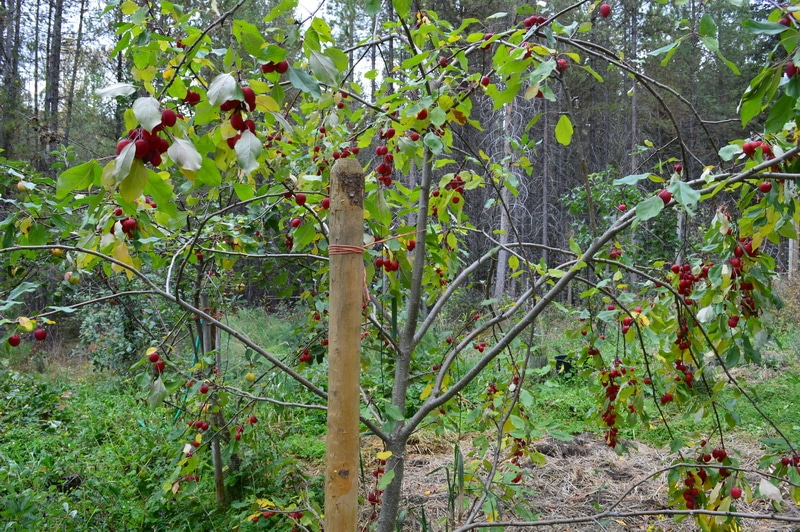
[{"left": 366, "top": 430, "right": 800, "bottom": 531}]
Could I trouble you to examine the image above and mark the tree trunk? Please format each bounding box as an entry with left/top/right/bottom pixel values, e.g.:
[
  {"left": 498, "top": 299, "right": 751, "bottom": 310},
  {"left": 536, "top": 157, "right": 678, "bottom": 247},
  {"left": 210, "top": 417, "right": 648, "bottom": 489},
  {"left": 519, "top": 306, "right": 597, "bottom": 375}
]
[
  {"left": 324, "top": 158, "right": 364, "bottom": 531},
  {"left": 44, "top": 0, "right": 64, "bottom": 164},
  {"left": 64, "top": 0, "right": 87, "bottom": 145}
]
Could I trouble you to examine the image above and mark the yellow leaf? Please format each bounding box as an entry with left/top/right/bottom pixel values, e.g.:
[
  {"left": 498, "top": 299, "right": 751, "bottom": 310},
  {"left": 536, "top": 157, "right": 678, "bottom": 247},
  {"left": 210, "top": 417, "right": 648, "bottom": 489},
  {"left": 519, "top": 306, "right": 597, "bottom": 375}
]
[
  {"left": 448, "top": 108, "right": 467, "bottom": 125},
  {"left": 256, "top": 498, "right": 275, "bottom": 508},
  {"left": 256, "top": 95, "right": 279, "bottom": 112},
  {"left": 419, "top": 382, "right": 433, "bottom": 400},
  {"left": 376, "top": 451, "right": 393, "bottom": 460},
  {"left": 17, "top": 217, "right": 31, "bottom": 235},
  {"left": 121, "top": 0, "right": 138, "bottom": 14},
  {"left": 17, "top": 317, "right": 34, "bottom": 332},
  {"left": 146, "top": 347, "right": 158, "bottom": 356},
  {"left": 112, "top": 242, "right": 136, "bottom": 280},
  {"left": 637, "top": 314, "right": 651, "bottom": 327}
]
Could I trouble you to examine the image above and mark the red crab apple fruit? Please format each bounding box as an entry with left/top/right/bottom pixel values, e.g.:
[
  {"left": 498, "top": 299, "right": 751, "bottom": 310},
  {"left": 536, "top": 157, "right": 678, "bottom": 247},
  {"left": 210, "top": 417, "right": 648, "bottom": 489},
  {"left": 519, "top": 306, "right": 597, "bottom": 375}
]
[
  {"left": 618, "top": 204, "right": 627, "bottom": 211},
  {"left": 556, "top": 58, "right": 568, "bottom": 72},
  {"left": 660, "top": 393, "right": 674, "bottom": 404},
  {"left": 674, "top": 163, "right": 683, "bottom": 173},
  {"left": 417, "top": 108, "right": 428, "bottom": 120},
  {"left": 758, "top": 181, "right": 773, "bottom": 194},
  {"left": 290, "top": 218, "right": 301, "bottom": 228},
  {"left": 148, "top": 351, "right": 160, "bottom": 363},
  {"left": 8, "top": 334, "right": 20, "bottom": 347},
  {"left": 599, "top": 4, "right": 611, "bottom": 17},
  {"left": 321, "top": 197, "right": 330, "bottom": 209},
  {"left": 34, "top": 329, "right": 47, "bottom": 341},
  {"left": 728, "top": 315, "right": 740, "bottom": 328},
  {"left": 295, "top": 193, "right": 307, "bottom": 206},
  {"left": 161, "top": 109, "right": 177, "bottom": 127},
  {"left": 199, "top": 384, "right": 210, "bottom": 394},
  {"left": 481, "top": 76, "right": 490, "bottom": 87},
  {"left": 154, "top": 360, "right": 165, "bottom": 373},
  {"left": 658, "top": 189, "right": 673, "bottom": 205},
  {"left": 276, "top": 60, "right": 289, "bottom": 74},
  {"left": 731, "top": 487, "right": 742, "bottom": 499}
]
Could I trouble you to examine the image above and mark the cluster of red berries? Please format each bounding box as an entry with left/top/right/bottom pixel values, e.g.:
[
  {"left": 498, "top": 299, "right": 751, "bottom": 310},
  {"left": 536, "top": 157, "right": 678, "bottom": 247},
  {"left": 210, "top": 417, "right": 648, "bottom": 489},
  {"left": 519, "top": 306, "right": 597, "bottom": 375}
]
[
  {"left": 110, "top": 213, "right": 137, "bottom": 238},
  {"left": 299, "top": 348, "right": 312, "bottom": 363},
  {"left": 147, "top": 350, "right": 165, "bottom": 373},
  {"left": 372, "top": 459, "right": 387, "bottom": 478},
  {"left": 673, "top": 359, "right": 693, "bottom": 389},
  {"left": 374, "top": 138, "right": 395, "bottom": 186},
  {"left": 670, "top": 262, "right": 710, "bottom": 305},
  {"left": 473, "top": 340, "right": 488, "bottom": 353},
  {"left": 233, "top": 423, "right": 246, "bottom": 440},
  {"left": 742, "top": 139, "right": 772, "bottom": 160},
  {"left": 681, "top": 471, "right": 705, "bottom": 509},
  {"left": 187, "top": 419, "right": 210, "bottom": 432},
  {"left": 260, "top": 60, "right": 289, "bottom": 74},
  {"left": 609, "top": 246, "right": 622, "bottom": 260},
  {"left": 599, "top": 360, "right": 638, "bottom": 448},
  {"left": 486, "top": 382, "right": 498, "bottom": 396},
  {"left": 443, "top": 174, "right": 466, "bottom": 204},
  {"left": 367, "top": 489, "right": 383, "bottom": 505},
  {"left": 182, "top": 474, "right": 200, "bottom": 482},
  {"left": 523, "top": 14, "right": 548, "bottom": 28},
  {"left": 375, "top": 256, "right": 400, "bottom": 272},
  {"left": 117, "top": 117, "right": 174, "bottom": 167},
  {"left": 222, "top": 87, "right": 257, "bottom": 149}
]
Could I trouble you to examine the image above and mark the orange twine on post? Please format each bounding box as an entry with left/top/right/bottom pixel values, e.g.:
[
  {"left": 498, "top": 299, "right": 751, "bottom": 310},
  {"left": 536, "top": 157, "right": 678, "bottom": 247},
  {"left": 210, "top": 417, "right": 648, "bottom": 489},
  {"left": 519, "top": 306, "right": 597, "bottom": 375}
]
[{"left": 328, "top": 244, "right": 366, "bottom": 255}]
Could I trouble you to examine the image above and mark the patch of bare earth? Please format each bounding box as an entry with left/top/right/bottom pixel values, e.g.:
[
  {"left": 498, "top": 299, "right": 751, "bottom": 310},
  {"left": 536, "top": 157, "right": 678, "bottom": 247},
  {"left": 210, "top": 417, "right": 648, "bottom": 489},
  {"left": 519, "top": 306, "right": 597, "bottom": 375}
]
[{"left": 373, "top": 432, "right": 800, "bottom": 531}]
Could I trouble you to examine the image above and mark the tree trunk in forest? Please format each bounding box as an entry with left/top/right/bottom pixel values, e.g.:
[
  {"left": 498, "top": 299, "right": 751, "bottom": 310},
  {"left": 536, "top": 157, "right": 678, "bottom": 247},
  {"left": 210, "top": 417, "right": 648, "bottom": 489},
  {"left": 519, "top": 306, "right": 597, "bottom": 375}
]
[
  {"left": 324, "top": 158, "right": 364, "bottom": 531},
  {"left": 628, "top": 0, "right": 638, "bottom": 175},
  {"left": 44, "top": 0, "right": 64, "bottom": 163},
  {"left": 0, "top": 0, "right": 22, "bottom": 157},
  {"left": 64, "top": 0, "right": 87, "bottom": 145}
]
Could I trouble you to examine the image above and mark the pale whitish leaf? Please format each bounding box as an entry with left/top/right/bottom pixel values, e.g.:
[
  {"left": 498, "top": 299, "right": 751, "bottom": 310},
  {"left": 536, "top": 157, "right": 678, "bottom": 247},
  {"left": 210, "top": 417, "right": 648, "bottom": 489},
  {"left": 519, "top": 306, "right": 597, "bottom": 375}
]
[
  {"left": 132, "top": 96, "right": 162, "bottom": 132},
  {"left": 759, "top": 479, "right": 783, "bottom": 502},
  {"left": 696, "top": 305, "right": 716, "bottom": 323},
  {"left": 148, "top": 376, "right": 168, "bottom": 408},
  {"left": 207, "top": 73, "right": 239, "bottom": 107},
  {"left": 95, "top": 82, "right": 137, "bottom": 98},
  {"left": 719, "top": 144, "right": 741, "bottom": 161},
  {"left": 168, "top": 138, "right": 203, "bottom": 171},
  {"left": 235, "top": 130, "right": 262, "bottom": 174},
  {"left": 113, "top": 141, "right": 137, "bottom": 182}
]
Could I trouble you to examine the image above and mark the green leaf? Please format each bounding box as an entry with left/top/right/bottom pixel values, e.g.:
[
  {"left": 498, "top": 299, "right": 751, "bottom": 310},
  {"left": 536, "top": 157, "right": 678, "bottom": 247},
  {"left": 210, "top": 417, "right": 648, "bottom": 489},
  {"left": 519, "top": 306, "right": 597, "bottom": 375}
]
[
  {"left": 235, "top": 130, "right": 262, "bottom": 175},
  {"left": 148, "top": 376, "right": 168, "bottom": 408},
  {"left": 234, "top": 183, "right": 255, "bottom": 201},
  {"left": 385, "top": 404, "right": 404, "bottom": 421},
  {"left": 613, "top": 173, "right": 651, "bottom": 186},
  {"left": 671, "top": 181, "right": 700, "bottom": 213},
  {"left": 700, "top": 36, "right": 718, "bottom": 53},
  {"left": 231, "top": 19, "right": 265, "bottom": 57},
  {"left": 635, "top": 195, "right": 664, "bottom": 222},
  {"left": 377, "top": 468, "right": 395, "bottom": 490},
  {"left": 699, "top": 13, "right": 717, "bottom": 38},
  {"left": 57, "top": 160, "right": 98, "bottom": 199},
  {"left": 0, "top": 281, "right": 39, "bottom": 311},
  {"left": 287, "top": 66, "right": 321, "bottom": 98},
  {"left": 392, "top": 0, "right": 411, "bottom": 19},
  {"left": 648, "top": 41, "right": 680, "bottom": 57},
  {"left": 309, "top": 50, "right": 339, "bottom": 85},
  {"left": 423, "top": 132, "right": 444, "bottom": 155},
  {"left": 742, "top": 20, "right": 790, "bottom": 36},
  {"left": 765, "top": 94, "right": 795, "bottom": 133},
  {"left": 554, "top": 114, "right": 573, "bottom": 146},
  {"left": 119, "top": 159, "right": 148, "bottom": 202},
  {"left": 365, "top": 0, "right": 381, "bottom": 16}
]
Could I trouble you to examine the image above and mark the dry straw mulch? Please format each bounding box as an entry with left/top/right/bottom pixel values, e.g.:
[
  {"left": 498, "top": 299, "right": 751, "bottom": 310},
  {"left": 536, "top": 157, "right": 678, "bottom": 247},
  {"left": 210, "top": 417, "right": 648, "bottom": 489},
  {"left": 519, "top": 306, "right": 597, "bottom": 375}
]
[{"left": 374, "top": 431, "right": 800, "bottom": 531}]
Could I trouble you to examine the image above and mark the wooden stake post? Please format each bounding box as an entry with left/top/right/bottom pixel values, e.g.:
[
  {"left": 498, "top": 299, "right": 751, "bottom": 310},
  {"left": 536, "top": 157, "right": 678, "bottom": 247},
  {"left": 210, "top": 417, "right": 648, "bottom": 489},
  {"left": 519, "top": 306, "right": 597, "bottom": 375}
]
[{"left": 325, "top": 158, "right": 364, "bottom": 530}]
